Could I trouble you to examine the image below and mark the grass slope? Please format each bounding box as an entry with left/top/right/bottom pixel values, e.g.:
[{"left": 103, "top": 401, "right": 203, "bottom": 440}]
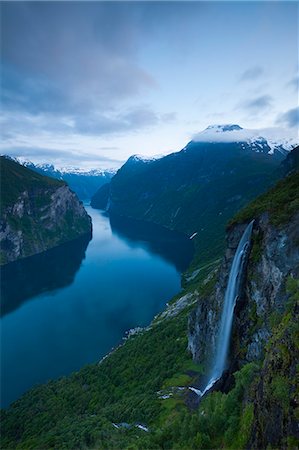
[{"left": 229, "top": 171, "right": 299, "bottom": 227}]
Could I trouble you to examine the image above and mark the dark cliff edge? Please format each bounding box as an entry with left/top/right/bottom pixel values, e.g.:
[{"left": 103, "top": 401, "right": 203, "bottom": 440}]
[
  {"left": 188, "top": 169, "right": 299, "bottom": 448},
  {"left": 0, "top": 157, "right": 92, "bottom": 265}
]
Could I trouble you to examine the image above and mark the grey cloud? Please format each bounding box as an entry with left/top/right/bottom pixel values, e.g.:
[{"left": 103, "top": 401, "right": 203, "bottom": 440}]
[
  {"left": 241, "top": 95, "right": 273, "bottom": 112},
  {"left": 1, "top": 104, "right": 175, "bottom": 144},
  {"left": 277, "top": 107, "right": 299, "bottom": 128},
  {"left": 287, "top": 76, "right": 299, "bottom": 92},
  {"left": 70, "top": 107, "right": 173, "bottom": 136},
  {"left": 161, "top": 112, "right": 177, "bottom": 123},
  {"left": 240, "top": 66, "right": 264, "bottom": 82},
  {"left": 1, "top": 2, "right": 157, "bottom": 115}
]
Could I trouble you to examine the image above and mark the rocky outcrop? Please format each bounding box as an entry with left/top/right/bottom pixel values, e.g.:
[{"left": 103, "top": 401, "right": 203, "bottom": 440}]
[
  {"left": 188, "top": 211, "right": 299, "bottom": 366},
  {"left": 187, "top": 207, "right": 299, "bottom": 447},
  {"left": 249, "top": 295, "right": 298, "bottom": 449},
  {"left": 0, "top": 158, "right": 92, "bottom": 264}
]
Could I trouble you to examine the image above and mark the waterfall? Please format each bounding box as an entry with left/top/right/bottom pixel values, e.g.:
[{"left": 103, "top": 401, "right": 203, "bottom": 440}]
[{"left": 190, "top": 220, "right": 254, "bottom": 397}]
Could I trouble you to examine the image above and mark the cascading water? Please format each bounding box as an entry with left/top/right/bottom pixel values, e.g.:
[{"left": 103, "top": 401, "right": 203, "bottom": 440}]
[{"left": 190, "top": 220, "right": 254, "bottom": 397}]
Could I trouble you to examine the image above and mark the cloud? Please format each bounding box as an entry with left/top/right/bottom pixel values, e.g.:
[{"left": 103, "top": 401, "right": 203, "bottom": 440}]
[
  {"left": 277, "top": 107, "right": 299, "bottom": 128},
  {"left": 287, "top": 76, "right": 299, "bottom": 92},
  {"left": 240, "top": 95, "right": 273, "bottom": 112},
  {"left": 1, "top": 2, "right": 157, "bottom": 117},
  {"left": 73, "top": 107, "right": 160, "bottom": 135},
  {"left": 193, "top": 125, "right": 298, "bottom": 145},
  {"left": 239, "top": 66, "right": 264, "bottom": 82},
  {"left": 0, "top": 104, "right": 175, "bottom": 141}
]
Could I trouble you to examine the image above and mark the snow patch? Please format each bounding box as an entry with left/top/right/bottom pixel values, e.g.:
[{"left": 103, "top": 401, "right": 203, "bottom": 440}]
[{"left": 193, "top": 124, "right": 298, "bottom": 154}]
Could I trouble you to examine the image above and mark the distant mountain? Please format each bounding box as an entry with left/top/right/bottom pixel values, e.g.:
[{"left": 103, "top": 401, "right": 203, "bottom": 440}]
[
  {"left": 0, "top": 157, "right": 92, "bottom": 264},
  {"left": 193, "top": 124, "right": 297, "bottom": 157},
  {"left": 8, "top": 158, "right": 116, "bottom": 200},
  {"left": 91, "top": 125, "right": 296, "bottom": 265}
]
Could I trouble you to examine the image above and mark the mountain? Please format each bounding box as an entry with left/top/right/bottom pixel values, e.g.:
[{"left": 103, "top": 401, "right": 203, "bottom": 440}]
[
  {"left": 11, "top": 158, "right": 116, "bottom": 200},
  {"left": 281, "top": 145, "right": 299, "bottom": 175},
  {"left": 91, "top": 125, "right": 295, "bottom": 267},
  {"left": 0, "top": 156, "right": 92, "bottom": 265},
  {"left": 193, "top": 124, "right": 297, "bottom": 156},
  {"left": 2, "top": 156, "right": 298, "bottom": 449}
]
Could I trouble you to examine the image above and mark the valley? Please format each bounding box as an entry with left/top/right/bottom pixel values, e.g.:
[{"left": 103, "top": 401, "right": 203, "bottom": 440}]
[
  {"left": 1, "top": 206, "right": 193, "bottom": 408},
  {"left": 1, "top": 2, "right": 298, "bottom": 448},
  {"left": 1, "top": 143, "right": 298, "bottom": 449}
]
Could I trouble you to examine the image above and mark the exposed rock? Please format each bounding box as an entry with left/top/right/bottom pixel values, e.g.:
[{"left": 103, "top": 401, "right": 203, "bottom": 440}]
[
  {"left": 0, "top": 158, "right": 92, "bottom": 264},
  {"left": 188, "top": 212, "right": 299, "bottom": 369},
  {"left": 187, "top": 208, "right": 299, "bottom": 448},
  {"left": 158, "top": 293, "right": 197, "bottom": 322}
]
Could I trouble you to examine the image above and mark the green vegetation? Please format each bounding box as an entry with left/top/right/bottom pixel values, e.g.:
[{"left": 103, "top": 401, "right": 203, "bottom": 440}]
[
  {"left": 1, "top": 308, "right": 200, "bottom": 449},
  {"left": 251, "top": 277, "right": 299, "bottom": 448},
  {"left": 2, "top": 152, "right": 298, "bottom": 448},
  {"left": 0, "top": 156, "right": 64, "bottom": 210},
  {"left": 229, "top": 171, "right": 299, "bottom": 227},
  {"left": 3, "top": 274, "right": 298, "bottom": 449},
  {"left": 0, "top": 157, "right": 91, "bottom": 264}
]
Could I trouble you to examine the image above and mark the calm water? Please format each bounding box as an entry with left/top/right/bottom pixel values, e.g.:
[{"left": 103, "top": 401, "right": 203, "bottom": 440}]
[{"left": 1, "top": 206, "right": 193, "bottom": 408}]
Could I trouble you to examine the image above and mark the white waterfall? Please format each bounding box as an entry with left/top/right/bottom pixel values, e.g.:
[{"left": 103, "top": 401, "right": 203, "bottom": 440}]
[{"left": 190, "top": 220, "right": 254, "bottom": 398}]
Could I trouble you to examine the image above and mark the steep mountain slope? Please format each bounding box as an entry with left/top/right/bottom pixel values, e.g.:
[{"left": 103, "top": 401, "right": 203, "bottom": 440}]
[
  {"left": 189, "top": 168, "right": 299, "bottom": 448},
  {"left": 16, "top": 159, "right": 115, "bottom": 200},
  {"left": 91, "top": 125, "right": 291, "bottom": 266},
  {"left": 0, "top": 157, "right": 92, "bottom": 264},
  {"left": 2, "top": 150, "right": 298, "bottom": 449}
]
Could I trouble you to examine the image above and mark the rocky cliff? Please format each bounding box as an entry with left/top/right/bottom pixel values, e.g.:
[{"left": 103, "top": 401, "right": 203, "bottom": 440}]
[
  {"left": 0, "top": 157, "right": 92, "bottom": 264},
  {"left": 188, "top": 170, "right": 299, "bottom": 447}
]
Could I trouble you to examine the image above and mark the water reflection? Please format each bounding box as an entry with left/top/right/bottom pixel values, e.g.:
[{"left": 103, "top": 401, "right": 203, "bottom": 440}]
[
  {"left": 0, "top": 233, "right": 91, "bottom": 317},
  {"left": 109, "top": 213, "right": 194, "bottom": 273},
  {"left": 1, "top": 208, "right": 194, "bottom": 408}
]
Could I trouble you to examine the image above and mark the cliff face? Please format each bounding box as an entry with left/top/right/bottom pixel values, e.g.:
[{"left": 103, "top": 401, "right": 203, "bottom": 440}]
[
  {"left": 0, "top": 157, "right": 92, "bottom": 265},
  {"left": 187, "top": 173, "right": 299, "bottom": 447}
]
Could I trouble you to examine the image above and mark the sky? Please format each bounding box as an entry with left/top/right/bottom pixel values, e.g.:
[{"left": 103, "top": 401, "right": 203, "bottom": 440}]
[{"left": 1, "top": 1, "right": 298, "bottom": 169}]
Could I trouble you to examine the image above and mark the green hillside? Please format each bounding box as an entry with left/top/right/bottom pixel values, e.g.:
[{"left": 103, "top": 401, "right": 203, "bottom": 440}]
[
  {"left": 0, "top": 156, "right": 64, "bottom": 210},
  {"left": 229, "top": 170, "right": 299, "bottom": 227}
]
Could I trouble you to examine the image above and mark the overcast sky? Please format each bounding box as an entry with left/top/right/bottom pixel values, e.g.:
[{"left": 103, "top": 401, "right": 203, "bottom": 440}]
[{"left": 1, "top": 1, "right": 298, "bottom": 169}]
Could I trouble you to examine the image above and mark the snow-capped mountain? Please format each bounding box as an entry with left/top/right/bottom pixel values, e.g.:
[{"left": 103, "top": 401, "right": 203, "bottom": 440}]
[
  {"left": 19, "top": 160, "right": 116, "bottom": 178},
  {"left": 126, "top": 154, "right": 162, "bottom": 164},
  {"left": 193, "top": 124, "right": 298, "bottom": 156},
  {"left": 3, "top": 156, "right": 116, "bottom": 200}
]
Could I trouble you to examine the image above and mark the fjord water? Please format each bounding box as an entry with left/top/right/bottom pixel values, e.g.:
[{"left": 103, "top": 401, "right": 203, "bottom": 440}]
[{"left": 1, "top": 206, "right": 193, "bottom": 408}]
